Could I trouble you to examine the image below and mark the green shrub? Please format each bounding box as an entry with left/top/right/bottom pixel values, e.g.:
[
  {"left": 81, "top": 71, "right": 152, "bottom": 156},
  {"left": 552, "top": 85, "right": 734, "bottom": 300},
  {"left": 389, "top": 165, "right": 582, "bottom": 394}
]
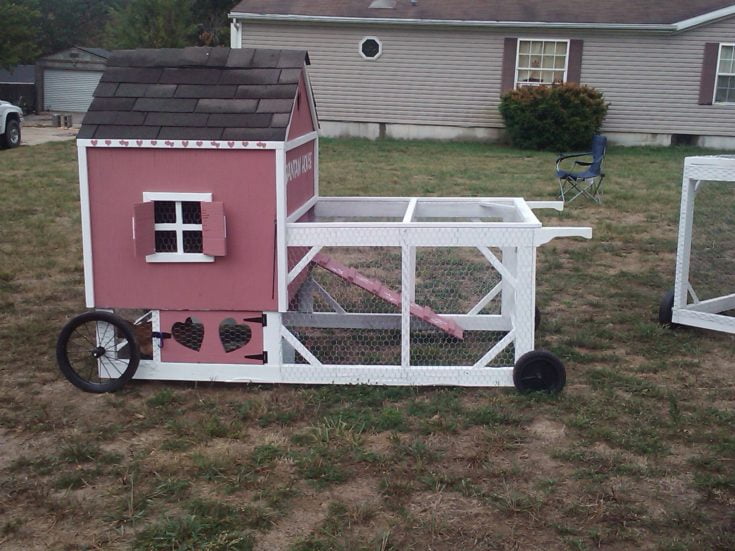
[{"left": 498, "top": 84, "right": 609, "bottom": 151}]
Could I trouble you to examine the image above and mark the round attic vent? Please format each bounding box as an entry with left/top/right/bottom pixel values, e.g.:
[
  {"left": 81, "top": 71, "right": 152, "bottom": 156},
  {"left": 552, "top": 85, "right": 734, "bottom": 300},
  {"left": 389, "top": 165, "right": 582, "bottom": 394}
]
[{"left": 360, "top": 37, "right": 382, "bottom": 60}]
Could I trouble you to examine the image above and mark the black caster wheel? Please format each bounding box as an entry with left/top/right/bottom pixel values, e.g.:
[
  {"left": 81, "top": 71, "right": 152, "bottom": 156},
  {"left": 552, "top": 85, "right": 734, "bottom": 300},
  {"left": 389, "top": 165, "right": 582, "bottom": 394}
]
[
  {"left": 56, "top": 311, "right": 140, "bottom": 393},
  {"left": 658, "top": 289, "right": 676, "bottom": 327},
  {"left": 513, "top": 350, "right": 566, "bottom": 394}
]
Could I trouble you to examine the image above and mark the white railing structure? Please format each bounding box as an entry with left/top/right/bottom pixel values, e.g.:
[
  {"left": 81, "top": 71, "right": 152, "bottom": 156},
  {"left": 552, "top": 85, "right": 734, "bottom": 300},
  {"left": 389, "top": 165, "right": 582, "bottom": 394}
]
[
  {"left": 276, "top": 197, "right": 591, "bottom": 387},
  {"left": 663, "top": 156, "right": 735, "bottom": 334}
]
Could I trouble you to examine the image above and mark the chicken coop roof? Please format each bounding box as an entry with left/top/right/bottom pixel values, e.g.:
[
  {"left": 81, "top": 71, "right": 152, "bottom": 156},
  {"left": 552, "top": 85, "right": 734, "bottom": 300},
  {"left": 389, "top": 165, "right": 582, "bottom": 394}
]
[{"left": 79, "top": 47, "right": 310, "bottom": 141}]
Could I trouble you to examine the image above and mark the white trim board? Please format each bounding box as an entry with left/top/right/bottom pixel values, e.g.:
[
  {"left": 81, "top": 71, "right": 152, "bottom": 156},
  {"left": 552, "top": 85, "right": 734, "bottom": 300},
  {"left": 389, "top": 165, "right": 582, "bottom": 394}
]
[
  {"left": 77, "top": 143, "right": 95, "bottom": 307},
  {"left": 77, "top": 138, "right": 286, "bottom": 150}
]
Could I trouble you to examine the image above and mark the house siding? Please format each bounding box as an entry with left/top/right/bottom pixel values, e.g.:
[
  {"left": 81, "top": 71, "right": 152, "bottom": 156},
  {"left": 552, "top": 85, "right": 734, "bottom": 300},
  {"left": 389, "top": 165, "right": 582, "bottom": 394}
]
[{"left": 241, "top": 17, "right": 735, "bottom": 138}]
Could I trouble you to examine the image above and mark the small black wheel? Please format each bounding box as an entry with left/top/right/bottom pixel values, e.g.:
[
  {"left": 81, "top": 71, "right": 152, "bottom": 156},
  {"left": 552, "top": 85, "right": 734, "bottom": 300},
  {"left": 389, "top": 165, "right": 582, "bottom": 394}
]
[
  {"left": 658, "top": 289, "right": 675, "bottom": 327},
  {"left": 513, "top": 350, "right": 566, "bottom": 394},
  {"left": 2, "top": 119, "right": 21, "bottom": 149},
  {"left": 56, "top": 311, "right": 140, "bottom": 393}
]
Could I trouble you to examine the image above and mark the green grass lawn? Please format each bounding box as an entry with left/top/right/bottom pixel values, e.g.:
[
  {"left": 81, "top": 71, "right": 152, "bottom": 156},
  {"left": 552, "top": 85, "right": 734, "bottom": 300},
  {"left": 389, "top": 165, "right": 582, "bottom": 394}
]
[{"left": 1, "top": 138, "right": 734, "bottom": 550}]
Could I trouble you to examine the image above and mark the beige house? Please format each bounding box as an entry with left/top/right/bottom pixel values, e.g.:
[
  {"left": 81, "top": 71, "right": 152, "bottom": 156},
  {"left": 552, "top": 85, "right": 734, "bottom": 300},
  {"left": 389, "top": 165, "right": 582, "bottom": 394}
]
[{"left": 229, "top": 0, "right": 735, "bottom": 147}]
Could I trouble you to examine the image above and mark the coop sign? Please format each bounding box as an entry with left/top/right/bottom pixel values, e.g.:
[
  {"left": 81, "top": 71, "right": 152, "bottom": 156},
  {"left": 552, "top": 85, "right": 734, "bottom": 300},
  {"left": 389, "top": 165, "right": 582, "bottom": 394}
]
[{"left": 286, "top": 152, "right": 313, "bottom": 184}]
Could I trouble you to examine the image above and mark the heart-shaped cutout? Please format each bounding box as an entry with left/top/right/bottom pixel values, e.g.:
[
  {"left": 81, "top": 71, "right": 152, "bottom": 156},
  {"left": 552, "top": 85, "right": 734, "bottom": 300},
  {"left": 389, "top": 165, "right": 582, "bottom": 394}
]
[
  {"left": 172, "top": 317, "right": 204, "bottom": 351},
  {"left": 219, "top": 318, "right": 251, "bottom": 353}
]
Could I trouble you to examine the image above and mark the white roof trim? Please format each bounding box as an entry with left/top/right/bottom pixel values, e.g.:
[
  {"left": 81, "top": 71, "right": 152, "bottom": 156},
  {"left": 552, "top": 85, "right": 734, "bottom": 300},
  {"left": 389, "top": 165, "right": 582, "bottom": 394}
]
[
  {"left": 675, "top": 5, "right": 735, "bottom": 31},
  {"left": 78, "top": 138, "right": 284, "bottom": 150},
  {"left": 229, "top": 8, "right": 735, "bottom": 32}
]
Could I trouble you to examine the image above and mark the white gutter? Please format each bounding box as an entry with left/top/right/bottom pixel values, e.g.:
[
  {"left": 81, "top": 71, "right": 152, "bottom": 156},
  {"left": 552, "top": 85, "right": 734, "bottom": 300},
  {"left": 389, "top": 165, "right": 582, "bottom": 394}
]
[
  {"left": 229, "top": 8, "right": 735, "bottom": 33},
  {"left": 228, "top": 12, "right": 674, "bottom": 32}
]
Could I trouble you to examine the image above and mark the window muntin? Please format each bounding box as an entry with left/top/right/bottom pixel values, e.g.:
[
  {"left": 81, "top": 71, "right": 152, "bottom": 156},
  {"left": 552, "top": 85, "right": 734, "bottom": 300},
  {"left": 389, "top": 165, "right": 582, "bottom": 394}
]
[
  {"left": 142, "top": 192, "right": 213, "bottom": 263},
  {"left": 715, "top": 44, "right": 735, "bottom": 103},
  {"left": 515, "top": 39, "right": 569, "bottom": 88}
]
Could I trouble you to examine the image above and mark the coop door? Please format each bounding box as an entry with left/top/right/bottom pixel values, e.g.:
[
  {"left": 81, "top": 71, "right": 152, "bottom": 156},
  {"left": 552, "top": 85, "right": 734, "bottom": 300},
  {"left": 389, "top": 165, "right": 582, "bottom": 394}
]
[{"left": 159, "top": 311, "right": 264, "bottom": 364}]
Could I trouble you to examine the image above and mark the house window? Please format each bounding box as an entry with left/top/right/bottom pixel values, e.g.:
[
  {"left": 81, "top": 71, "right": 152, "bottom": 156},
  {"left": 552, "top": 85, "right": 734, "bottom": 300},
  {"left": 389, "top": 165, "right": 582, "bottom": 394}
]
[
  {"left": 360, "top": 37, "right": 382, "bottom": 60},
  {"left": 515, "top": 39, "right": 569, "bottom": 87},
  {"left": 715, "top": 44, "right": 735, "bottom": 103},
  {"left": 133, "top": 192, "right": 227, "bottom": 262}
]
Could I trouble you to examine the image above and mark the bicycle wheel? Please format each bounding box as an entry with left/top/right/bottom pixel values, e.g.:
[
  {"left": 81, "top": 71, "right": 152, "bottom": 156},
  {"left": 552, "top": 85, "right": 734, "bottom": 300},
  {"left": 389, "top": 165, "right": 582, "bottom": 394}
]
[{"left": 56, "top": 311, "right": 140, "bottom": 393}]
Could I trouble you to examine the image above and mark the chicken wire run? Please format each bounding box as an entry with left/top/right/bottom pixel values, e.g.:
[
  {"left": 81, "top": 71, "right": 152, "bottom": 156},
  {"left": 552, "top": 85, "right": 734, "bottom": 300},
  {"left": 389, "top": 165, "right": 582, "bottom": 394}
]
[
  {"left": 277, "top": 196, "right": 591, "bottom": 388},
  {"left": 660, "top": 156, "right": 735, "bottom": 333}
]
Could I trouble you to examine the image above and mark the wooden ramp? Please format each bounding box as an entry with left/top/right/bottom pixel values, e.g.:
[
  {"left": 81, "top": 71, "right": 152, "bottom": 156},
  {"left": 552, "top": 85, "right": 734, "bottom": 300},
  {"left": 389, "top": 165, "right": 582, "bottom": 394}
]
[{"left": 313, "top": 253, "right": 464, "bottom": 340}]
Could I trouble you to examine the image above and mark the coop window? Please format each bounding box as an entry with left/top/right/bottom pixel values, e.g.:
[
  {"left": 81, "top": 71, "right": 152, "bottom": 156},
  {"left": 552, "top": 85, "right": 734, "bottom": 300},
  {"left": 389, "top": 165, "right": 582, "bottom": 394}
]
[
  {"left": 515, "top": 39, "right": 569, "bottom": 88},
  {"left": 133, "top": 192, "right": 227, "bottom": 262},
  {"left": 360, "top": 37, "right": 382, "bottom": 60}
]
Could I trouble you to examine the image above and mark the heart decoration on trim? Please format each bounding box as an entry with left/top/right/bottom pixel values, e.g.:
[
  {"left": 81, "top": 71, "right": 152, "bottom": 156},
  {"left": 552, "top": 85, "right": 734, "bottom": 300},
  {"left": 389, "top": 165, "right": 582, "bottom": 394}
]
[
  {"left": 211, "top": 141, "right": 220, "bottom": 148},
  {"left": 151, "top": 140, "right": 158, "bottom": 146},
  {"left": 182, "top": 140, "right": 189, "bottom": 147},
  {"left": 136, "top": 140, "right": 143, "bottom": 146},
  {"left": 171, "top": 317, "right": 204, "bottom": 352},
  {"left": 241, "top": 141, "right": 249, "bottom": 147},
  {"left": 165, "top": 140, "right": 174, "bottom": 147},
  {"left": 257, "top": 141, "right": 266, "bottom": 148},
  {"left": 196, "top": 141, "right": 203, "bottom": 147},
  {"left": 104, "top": 140, "right": 112, "bottom": 146},
  {"left": 227, "top": 141, "right": 235, "bottom": 148},
  {"left": 219, "top": 318, "right": 252, "bottom": 353},
  {"left": 119, "top": 140, "right": 129, "bottom": 146}
]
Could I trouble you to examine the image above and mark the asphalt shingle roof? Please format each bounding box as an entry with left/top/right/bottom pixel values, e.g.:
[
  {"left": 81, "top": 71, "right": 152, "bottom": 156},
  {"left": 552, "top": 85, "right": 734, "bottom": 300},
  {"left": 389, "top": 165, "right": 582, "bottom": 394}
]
[
  {"left": 231, "top": 0, "right": 735, "bottom": 26},
  {"left": 79, "top": 47, "right": 309, "bottom": 141}
]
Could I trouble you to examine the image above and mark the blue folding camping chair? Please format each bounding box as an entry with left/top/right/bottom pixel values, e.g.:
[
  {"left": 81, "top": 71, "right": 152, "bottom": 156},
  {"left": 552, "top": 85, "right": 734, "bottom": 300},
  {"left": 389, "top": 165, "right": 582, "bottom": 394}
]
[{"left": 556, "top": 135, "right": 607, "bottom": 204}]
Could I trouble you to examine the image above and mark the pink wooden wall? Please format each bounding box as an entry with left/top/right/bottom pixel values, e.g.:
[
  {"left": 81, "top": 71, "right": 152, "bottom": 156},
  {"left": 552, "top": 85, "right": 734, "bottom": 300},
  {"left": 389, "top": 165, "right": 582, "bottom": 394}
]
[
  {"left": 87, "top": 148, "right": 277, "bottom": 311},
  {"left": 287, "top": 74, "right": 316, "bottom": 141}
]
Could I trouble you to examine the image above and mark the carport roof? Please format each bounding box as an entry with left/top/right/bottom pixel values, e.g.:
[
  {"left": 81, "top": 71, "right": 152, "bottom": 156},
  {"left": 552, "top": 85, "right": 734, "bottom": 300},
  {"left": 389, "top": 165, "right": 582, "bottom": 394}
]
[{"left": 78, "top": 47, "right": 310, "bottom": 141}]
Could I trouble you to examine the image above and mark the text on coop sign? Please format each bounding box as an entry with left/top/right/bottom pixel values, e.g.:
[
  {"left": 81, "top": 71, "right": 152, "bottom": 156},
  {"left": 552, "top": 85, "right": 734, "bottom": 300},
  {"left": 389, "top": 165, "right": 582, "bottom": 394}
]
[{"left": 286, "top": 152, "right": 313, "bottom": 184}]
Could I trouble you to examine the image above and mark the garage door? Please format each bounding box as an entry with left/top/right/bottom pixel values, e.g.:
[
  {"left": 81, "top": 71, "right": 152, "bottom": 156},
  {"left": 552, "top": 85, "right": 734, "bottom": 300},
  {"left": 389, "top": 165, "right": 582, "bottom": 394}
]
[{"left": 44, "top": 69, "right": 103, "bottom": 112}]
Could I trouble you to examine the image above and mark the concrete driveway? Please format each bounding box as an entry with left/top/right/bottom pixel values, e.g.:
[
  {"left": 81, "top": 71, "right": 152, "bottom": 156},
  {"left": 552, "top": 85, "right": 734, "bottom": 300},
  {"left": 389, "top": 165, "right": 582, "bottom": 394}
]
[
  {"left": 21, "top": 125, "right": 78, "bottom": 145},
  {"left": 19, "top": 113, "right": 80, "bottom": 146}
]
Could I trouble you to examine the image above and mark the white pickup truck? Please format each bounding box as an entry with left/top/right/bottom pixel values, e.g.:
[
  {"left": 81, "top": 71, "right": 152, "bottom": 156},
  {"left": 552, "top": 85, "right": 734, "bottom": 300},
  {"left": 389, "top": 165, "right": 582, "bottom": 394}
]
[{"left": 0, "top": 100, "right": 23, "bottom": 148}]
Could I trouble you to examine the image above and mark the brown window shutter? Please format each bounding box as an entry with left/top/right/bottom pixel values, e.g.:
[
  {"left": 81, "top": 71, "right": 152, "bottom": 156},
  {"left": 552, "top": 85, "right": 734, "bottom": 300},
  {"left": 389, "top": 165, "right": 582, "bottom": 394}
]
[
  {"left": 567, "top": 40, "right": 584, "bottom": 84},
  {"left": 501, "top": 37, "right": 518, "bottom": 95},
  {"left": 202, "top": 201, "right": 227, "bottom": 256},
  {"left": 699, "top": 42, "right": 719, "bottom": 105},
  {"left": 132, "top": 202, "right": 155, "bottom": 257}
]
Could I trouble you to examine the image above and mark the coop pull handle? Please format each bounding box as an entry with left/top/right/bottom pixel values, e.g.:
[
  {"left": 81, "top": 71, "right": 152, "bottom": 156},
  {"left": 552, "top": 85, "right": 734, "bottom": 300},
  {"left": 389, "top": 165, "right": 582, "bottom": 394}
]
[{"left": 534, "top": 227, "right": 592, "bottom": 246}]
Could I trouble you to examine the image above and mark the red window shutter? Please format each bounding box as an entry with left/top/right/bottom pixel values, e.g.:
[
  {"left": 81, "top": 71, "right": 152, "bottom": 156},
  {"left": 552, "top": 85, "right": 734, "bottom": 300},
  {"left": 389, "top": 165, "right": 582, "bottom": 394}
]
[
  {"left": 501, "top": 37, "right": 518, "bottom": 95},
  {"left": 132, "top": 202, "right": 155, "bottom": 257},
  {"left": 567, "top": 40, "right": 584, "bottom": 84},
  {"left": 202, "top": 201, "right": 227, "bottom": 256},
  {"left": 699, "top": 43, "right": 719, "bottom": 105}
]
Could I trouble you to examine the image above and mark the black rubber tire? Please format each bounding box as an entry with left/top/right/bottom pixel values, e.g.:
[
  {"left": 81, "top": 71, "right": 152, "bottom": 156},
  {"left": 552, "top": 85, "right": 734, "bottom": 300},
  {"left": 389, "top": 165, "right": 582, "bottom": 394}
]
[
  {"left": 658, "top": 289, "right": 676, "bottom": 327},
  {"left": 513, "top": 349, "right": 566, "bottom": 394},
  {"left": 2, "top": 119, "right": 21, "bottom": 149},
  {"left": 56, "top": 311, "right": 140, "bottom": 393}
]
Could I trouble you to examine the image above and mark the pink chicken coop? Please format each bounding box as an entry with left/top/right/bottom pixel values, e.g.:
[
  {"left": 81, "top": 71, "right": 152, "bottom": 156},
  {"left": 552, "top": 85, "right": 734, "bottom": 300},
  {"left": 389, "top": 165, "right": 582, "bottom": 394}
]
[{"left": 56, "top": 47, "right": 591, "bottom": 394}]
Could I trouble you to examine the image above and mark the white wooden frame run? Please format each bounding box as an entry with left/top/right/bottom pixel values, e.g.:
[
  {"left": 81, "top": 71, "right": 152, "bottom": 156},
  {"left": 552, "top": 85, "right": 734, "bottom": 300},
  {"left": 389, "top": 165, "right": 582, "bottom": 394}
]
[
  {"left": 670, "top": 156, "right": 735, "bottom": 334},
  {"left": 127, "top": 197, "right": 590, "bottom": 387}
]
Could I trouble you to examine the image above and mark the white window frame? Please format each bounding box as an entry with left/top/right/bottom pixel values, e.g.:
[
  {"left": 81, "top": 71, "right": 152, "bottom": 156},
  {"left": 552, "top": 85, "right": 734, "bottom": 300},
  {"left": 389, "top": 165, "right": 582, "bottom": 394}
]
[
  {"left": 515, "top": 38, "right": 570, "bottom": 88},
  {"left": 714, "top": 43, "right": 735, "bottom": 104},
  {"left": 359, "top": 36, "right": 383, "bottom": 60},
  {"left": 142, "top": 192, "right": 214, "bottom": 263}
]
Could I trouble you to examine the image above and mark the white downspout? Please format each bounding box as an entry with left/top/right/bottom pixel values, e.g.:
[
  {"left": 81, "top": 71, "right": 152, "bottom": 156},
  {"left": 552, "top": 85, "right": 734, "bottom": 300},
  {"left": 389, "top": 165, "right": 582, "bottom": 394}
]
[{"left": 230, "top": 18, "right": 243, "bottom": 48}]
